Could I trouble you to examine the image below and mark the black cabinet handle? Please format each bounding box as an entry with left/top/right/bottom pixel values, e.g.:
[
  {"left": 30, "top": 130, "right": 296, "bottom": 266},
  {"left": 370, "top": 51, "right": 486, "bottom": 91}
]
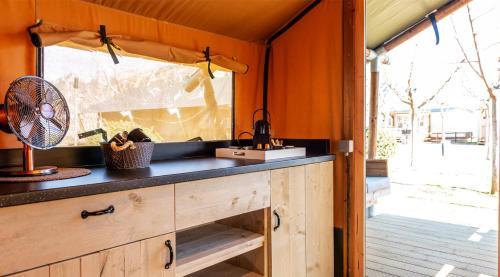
[
  {"left": 165, "top": 240, "right": 174, "bottom": 269},
  {"left": 273, "top": 209, "right": 281, "bottom": 231},
  {"left": 81, "top": 205, "right": 115, "bottom": 219}
]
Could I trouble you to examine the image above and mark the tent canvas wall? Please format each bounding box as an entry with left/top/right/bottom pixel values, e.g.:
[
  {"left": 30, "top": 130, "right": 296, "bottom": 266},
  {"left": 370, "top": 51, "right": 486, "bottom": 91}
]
[{"left": 0, "top": 0, "right": 366, "bottom": 276}]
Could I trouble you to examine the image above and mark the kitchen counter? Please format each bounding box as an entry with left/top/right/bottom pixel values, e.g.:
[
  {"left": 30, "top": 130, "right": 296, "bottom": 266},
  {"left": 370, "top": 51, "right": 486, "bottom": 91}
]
[{"left": 0, "top": 154, "right": 335, "bottom": 208}]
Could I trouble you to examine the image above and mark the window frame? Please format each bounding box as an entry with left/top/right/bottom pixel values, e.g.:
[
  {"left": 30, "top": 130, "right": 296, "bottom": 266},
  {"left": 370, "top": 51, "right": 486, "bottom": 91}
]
[{"left": 42, "top": 46, "right": 236, "bottom": 147}]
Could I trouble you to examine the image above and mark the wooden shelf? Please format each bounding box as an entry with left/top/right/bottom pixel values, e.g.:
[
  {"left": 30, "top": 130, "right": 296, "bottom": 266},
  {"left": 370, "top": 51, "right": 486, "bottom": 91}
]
[
  {"left": 176, "top": 223, "right": 264, "bottom": 277},
  {"left": 186, "top": 262, "right": 263, "bottom": 277}
]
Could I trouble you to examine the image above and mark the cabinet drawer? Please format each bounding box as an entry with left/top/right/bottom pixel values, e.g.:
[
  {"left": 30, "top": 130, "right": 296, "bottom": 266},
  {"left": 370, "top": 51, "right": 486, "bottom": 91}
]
[
  {"left": 175, "top": 171, "right": 270, "bottom": 230},
  {"left": 0, "top": 185, "right": 174, "bottom": 276}
]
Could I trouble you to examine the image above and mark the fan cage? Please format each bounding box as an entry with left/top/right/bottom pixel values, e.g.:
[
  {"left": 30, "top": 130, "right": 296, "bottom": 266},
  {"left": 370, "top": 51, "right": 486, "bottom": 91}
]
[{"left": 4, "top": 76, "right": 70, "bottom": 150}]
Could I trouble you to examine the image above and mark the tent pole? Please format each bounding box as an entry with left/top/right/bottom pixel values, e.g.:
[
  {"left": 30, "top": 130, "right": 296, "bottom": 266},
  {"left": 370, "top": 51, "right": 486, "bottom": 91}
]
[{"left": 262, "top": 45, "right": 271, "bottom": 122}]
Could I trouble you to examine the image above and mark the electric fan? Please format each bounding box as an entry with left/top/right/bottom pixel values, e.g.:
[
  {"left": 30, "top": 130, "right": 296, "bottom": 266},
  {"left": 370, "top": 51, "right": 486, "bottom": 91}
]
[{"left": 0, "top": 76, "right": 70, "bottom": 176}]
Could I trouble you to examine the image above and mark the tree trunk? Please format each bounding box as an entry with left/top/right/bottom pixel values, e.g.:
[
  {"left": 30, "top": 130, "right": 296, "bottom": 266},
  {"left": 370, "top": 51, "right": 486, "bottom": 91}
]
[
  {"left": 410, "top": 107, "right": 416, "bottom": 167},
  {"left": 486, "top": 101, "right": 491, "bottom": 160},
  {"left": 440, "top": 107, "right": 445, "bottom": 156},
  {"left": 490, "top": 97, "right": 498, "bottom": 194},
  {"left": 368, "top": 59, "right": 379, "bottom": 159}
]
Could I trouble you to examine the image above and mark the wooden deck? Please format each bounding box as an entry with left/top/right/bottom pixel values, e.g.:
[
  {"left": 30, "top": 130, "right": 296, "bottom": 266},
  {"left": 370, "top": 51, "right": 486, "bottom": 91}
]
[{"left": 366, "top": 214, "right": 498, "bottom": 277}]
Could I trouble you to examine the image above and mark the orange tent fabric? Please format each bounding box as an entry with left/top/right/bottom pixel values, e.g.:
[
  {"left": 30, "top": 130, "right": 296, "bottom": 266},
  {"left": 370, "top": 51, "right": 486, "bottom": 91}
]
[
  {"left": 31, "top": 23, "right": 249, "bottom": 73},
  {"left": 268, "top": 0, "right": 345, "bottom": 227},
  {"left": 0, "top": 0, "right": 264, "bottom": 148},
  {"left": 0, "top": 0, "right": 35, "bottom": 148},
  {"left": 83, "top": 0, "right": 313, "bottom": 42},
  {"left": 268, "top": 2, "right": 366, "bottom": 274}
]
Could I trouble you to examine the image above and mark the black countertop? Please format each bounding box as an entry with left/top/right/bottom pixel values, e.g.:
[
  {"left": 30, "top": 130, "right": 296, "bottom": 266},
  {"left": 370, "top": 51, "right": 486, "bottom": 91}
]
[{"left": 0, "top": 154, "right": 335, "bottom": 208}]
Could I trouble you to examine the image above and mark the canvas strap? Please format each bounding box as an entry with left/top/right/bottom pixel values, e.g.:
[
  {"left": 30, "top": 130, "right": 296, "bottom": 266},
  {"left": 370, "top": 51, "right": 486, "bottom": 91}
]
[{"left": 99, "top": 25, "right": 120, "bottom": 64}]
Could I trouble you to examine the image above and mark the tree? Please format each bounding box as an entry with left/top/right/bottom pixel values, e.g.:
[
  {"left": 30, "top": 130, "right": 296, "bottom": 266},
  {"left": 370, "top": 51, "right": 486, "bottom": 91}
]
[
  {"left": 454, "top": 5, "right": 499, "bottom": 194},
  {"left": 386, "top": 56, "right": 460, "bottom": 166}
]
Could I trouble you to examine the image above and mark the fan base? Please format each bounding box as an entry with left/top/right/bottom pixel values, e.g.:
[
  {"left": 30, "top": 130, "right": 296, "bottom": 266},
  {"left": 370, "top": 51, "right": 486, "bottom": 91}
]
[{"left": 0, "top": 166, "right": 58, "bottom": 177}]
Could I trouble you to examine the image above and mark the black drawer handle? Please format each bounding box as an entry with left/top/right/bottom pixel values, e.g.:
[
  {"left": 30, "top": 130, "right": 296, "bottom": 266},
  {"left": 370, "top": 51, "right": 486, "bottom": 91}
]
[
  {"left": 81, "top": 205, "right": 115, "bottom": 219},
  {"left": 273, "top": 209, "right": 281, "bottom": 231},
  {"left": 165, "top": 240, "right": 174, "bottom": 269}
]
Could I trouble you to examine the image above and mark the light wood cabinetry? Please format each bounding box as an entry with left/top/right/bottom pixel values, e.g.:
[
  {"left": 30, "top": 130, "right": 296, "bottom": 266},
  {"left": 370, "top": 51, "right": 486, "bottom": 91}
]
[
  {"left": 175, "top": 171, "right": 270, "bottom": 230},
  {"left": 269, "top": 162, "right": 334, "bottom": 277},
  {"left": 305, "top": 162, "right": 334, "bottom": 277},
  {"left": 176, "top": 223, "right": 264, "bottom": 277},
  {"left": 9, "top": 233, "right": 175, "bottom": 277},
  {"left": 2, "top": 161, "right": 334, "bottom": 277},
  {"left": 80, "top": 233, "right": 175, "bottom": 277},
  {"left": 270, "top": 166, "right": 307, "bottom": 277},
  {"left": 0, "top": 186, "right": 174, "bottom": 276},
  {"left": 10, "top": 267, "right": 49, "bottom": 277},
  {"left": 187, "top": 262, "right": 262, "bottom": 277}
]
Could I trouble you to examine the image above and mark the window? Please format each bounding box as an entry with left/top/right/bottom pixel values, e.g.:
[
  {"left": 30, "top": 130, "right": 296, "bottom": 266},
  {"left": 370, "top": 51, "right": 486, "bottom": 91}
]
[{"left": 44, "top": 45, "right": 233, "bottom": 146}]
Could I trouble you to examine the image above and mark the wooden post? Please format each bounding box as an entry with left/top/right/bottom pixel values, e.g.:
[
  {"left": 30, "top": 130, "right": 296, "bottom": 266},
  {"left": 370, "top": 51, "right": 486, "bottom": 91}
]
[
  {"left": 368, "top": 58, "right": 379, "bottom": 159},
  {"left": 343, "top": 0, "right": 365, "bottom": 276}
]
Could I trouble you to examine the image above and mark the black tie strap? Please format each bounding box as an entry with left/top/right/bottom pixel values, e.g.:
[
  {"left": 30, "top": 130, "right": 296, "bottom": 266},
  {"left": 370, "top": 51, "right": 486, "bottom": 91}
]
[
  {"left": 99, "top": 25, "right": 120, "bottom": 64},
  {"left": 27, "top": 20, "right": 43, "bottom": 48},
  {"left": 203, "top": 47, "right": 215, "bottom": 79}
]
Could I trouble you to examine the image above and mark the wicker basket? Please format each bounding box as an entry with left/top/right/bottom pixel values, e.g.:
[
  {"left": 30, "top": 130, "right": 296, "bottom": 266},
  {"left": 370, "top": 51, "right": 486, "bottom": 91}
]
[{"left": 101, "top": 142, "right": 154, "bottom": 169}]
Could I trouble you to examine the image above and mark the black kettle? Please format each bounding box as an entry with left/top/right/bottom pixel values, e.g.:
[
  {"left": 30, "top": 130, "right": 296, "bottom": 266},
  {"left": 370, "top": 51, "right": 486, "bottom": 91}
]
[{"left": 252, "top": 109, "right": 272, "bottom": 149}]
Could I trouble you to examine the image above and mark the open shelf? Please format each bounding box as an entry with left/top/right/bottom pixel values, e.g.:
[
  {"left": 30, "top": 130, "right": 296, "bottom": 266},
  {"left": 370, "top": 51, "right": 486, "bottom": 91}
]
[
  {"left": 186, "top": 262, "right": 263, "bottom": 277},
  {"left": 176, "top": 223, "right": 264, "bottom": 277}
]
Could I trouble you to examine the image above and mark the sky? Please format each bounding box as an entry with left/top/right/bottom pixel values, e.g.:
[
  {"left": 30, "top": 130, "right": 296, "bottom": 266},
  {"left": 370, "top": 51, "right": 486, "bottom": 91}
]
[{"left": 373, "top": 0, "right": 500, "bottom": 113}]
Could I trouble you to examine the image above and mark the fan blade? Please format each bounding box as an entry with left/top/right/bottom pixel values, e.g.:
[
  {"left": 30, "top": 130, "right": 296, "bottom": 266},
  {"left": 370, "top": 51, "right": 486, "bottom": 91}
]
[
  {"left": 44, "top": 85, "right": 55, "bottom": 104},
  {"left": 53, "top": 100, "right": 69, "bottom": 128},
  {"left": 8, "top": 92, "right": 35, "bottom": 109},
  {"left": 13, "top": 102, "right": 35, "bottom": 118},
  {"left": 45, "top": 118, "right": 64, "bottom": 146},
  {"left": 20, "top": 119, "right": 34, "bottom": 139},
  {"left": 48, "top": 117, "right": 63, "bottom": 130},
  {"left": 28, "top": 117, "right": 46, "bottom": 147}
]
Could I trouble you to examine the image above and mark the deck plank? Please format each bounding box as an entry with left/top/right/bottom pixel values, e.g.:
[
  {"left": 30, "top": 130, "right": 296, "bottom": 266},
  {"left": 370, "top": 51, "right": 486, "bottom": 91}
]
[
  {"left": 366, "top": 214, "right": 498, "bottom": 277},
  {"left": 367, "top": 243, "right": 495, "bottom": 276},
  {"left": 367, "top": 221, "right": 498, "bottom": 252},
  {"left": 367, "top": 228, "right": 497, "bottom": 261},
  {"left": 366, "top": 268, "right": 399, "bottom": 277},
  {"left": 370, "top": 214, "right": 498, "bottom": 242},
  {"left": 366, "top": 260, "right": 428, "bottom": 277},
  {"left": 367, "top": 237, "right": 497, "bottom": 271}
]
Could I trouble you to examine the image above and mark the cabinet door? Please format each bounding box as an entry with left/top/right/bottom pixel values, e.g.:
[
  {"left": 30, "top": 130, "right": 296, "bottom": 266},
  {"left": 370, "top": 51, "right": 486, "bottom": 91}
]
[
  {"left": 270, "top": 166, "right": 307, "bottom": 277},
  {"left": 305, "top": 161, "right": 334, "bottom": 277},
  {"left": 45, "top": 233, "right": 176, "bottom": 277},
  {"left": 10, "top": 267, "right": 49, "bottom": 277}
]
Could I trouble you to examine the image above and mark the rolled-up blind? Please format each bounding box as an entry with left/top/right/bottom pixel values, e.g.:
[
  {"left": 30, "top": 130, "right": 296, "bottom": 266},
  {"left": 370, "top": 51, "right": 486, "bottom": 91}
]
[{"left": 29, "top": 22, "right": 249, "bottom": 74}]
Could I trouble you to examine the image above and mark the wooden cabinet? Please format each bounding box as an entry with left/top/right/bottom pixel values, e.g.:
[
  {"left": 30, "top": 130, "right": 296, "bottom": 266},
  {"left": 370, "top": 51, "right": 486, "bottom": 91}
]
[
  {"left": 12, "top": 233, "right": 176, "bottom": 277},
  {"left": 79, "top": 233, "right": 175, "bottom": 277},
  {"left": 270, "top": 166, "right": 307, "bottom": 277},
  {"left": 0, "top": 185, "right": 174, "bottom": 276},
  {"left": 10, "top": 267, "right": 49, "bottom": 277},
  {"left": 270, "top": 162, "right": 334, "bottom": 277},
  {"left": 176, "top": 222, "right": 265, "bottom": 277},
  {"left": 3, "top": 161, "right": 333, "bottom": 277},
  {"left": 305, "top": 162, "right": 334, "bottom": 277},
  {"left": 175, "top": 171, "right": 270, "bottom": 230}
]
